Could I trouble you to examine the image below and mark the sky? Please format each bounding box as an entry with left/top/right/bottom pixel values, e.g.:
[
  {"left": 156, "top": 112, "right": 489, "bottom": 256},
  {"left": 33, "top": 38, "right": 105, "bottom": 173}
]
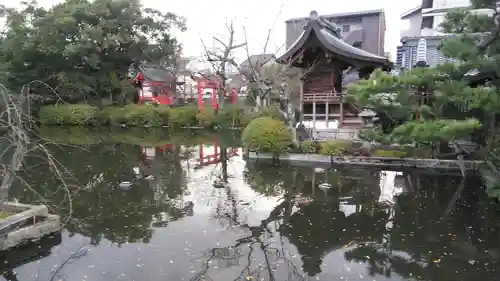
[{"left": 0, "top": 0, "right": 422, "bottom": 66}]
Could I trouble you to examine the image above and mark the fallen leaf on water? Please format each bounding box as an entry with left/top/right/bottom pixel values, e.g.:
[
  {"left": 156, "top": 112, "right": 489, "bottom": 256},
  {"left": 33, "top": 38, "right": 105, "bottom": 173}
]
[{"left": 343, "top": 241, "right": 355, "bottom": 248}]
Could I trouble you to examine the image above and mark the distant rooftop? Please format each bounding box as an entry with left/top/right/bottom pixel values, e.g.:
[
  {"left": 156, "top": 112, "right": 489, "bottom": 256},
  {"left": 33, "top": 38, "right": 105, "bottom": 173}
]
[{"left": 285, "top": 9, "right": 384, "bottom": 23}]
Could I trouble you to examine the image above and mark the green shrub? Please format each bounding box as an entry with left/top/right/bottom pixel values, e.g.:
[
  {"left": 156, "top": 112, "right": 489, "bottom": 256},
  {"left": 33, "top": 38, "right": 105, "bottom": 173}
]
[
  {"left": 196, "top": 106, "right": 217, "bottom": 128},
  {"left": 39, "top": 103, "right": 251, "bottom": 129},
  {"left": 97, "top": 106, "right": 124, "bottom": 126},
  {"left": 318, "top": 140, "right": 352, "bottom": 156},
  {"left": 156, "top": 105, "right": 170, "bottom": 125},
  {"left": 39, "top": 104, "right": 99, "bottom": 125},
  {"left": 299, "top": 140, "right": 318, "bottom": 153},
  {"left": 242, "top": 117, "right": 292, "bottom": 154},
  {"left": 121, "top": 104, "right": 162, "bottom": 126},
  {"left": 252, "top": 105, "right": 285, "bottom": 121},
  {"left": 217, "top": 104, "right": 248, "bottom": 127},
  {"left": 98, "top": 104, "right": 170, "bottom": 126},
  {"left": 371, "top": 149, "right": 408, "bottom": 158},
  {"left": 169, "top": 105, "right": 198, "bottom": 127}
]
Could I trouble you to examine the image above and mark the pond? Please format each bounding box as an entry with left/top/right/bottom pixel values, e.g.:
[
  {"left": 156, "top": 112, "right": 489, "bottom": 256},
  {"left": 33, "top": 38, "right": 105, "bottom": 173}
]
[{"left": 2, "top": 127, "right": 500, "bottom": 281}]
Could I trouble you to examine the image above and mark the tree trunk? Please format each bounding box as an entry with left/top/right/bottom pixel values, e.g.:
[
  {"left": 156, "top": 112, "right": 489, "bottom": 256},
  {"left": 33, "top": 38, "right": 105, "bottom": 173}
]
[{"left": 256, "top": 95, "right": 262, "bottom": 108}]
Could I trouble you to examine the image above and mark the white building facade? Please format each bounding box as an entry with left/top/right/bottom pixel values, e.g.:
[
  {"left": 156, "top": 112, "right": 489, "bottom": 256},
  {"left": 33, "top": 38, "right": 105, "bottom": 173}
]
[{"left": 396, "top": 0, "right": 496, "bottom": 69}]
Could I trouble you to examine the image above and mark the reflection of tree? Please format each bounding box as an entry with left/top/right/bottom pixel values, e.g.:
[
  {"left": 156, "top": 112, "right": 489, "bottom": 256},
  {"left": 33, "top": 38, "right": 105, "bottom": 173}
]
[
  {"left": 280, "top": 199, "right": 390, "bottom": 276},
  {"left": 8, "top": 144, "right": 183, "bottom": 245},
  {"left": 146, "top": 145, "right": 189, "bottom": 202},
  {"left": 344, "top": 176, "right": 500, "bottom": 281},
  {"left": 193, "top": 195, "right": 304, "bottom": 281},
  {"left": 244, "top": 162, "right": 311, "bottom": 197},
  {"left": 0, "top": 233, "right": 62, "bottom": 281},
  {"left": 243, "top": 164, "right": 500, "bottom": 280},
  {"left": 191, "top": 158, "right": 304, "bottom": 281}
]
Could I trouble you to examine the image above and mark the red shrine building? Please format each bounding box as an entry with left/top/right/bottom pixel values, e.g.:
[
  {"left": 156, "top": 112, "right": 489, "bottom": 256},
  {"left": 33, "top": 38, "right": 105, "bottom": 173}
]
[
  {"left": 277, "top": 10, "right": 392, "bottom": 128},
  {"left": 127, "top": 63, "right": 177, "bottom": 105},
  {"left": 194, "top": 76, "right": 237, "bottom": 109}
]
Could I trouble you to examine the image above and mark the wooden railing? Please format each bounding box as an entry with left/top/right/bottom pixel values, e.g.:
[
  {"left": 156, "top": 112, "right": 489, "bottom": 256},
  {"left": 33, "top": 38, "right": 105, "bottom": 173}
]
[{"left": 303, "top": 92, "right": 341, "bottom": 102}]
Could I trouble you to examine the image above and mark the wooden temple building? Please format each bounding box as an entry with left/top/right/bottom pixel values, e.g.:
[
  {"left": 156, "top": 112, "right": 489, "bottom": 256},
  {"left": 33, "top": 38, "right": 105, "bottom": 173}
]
[{"left": 277, "top": 11, "right": 392, "bottom": 129}]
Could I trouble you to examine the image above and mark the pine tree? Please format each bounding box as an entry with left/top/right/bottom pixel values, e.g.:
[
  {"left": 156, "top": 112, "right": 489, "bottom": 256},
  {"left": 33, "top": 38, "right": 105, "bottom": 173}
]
[{"left": 346, "top": 0, "right": 500, "bottom": 156}]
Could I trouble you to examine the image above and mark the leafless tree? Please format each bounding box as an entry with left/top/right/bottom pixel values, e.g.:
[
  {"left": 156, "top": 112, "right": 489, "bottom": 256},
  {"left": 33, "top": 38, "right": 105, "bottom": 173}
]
[
  {"left": 0, "top": 82, "right": 75, "bottom": 223},
  {"left": 200, "top": 22, "right": 247, "bottom": 111}
]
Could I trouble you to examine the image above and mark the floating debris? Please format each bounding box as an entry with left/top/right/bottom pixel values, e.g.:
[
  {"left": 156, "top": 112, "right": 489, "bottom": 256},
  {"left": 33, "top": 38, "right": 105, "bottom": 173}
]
[
  {"left": 118, "top": 181, "right": 132, "bottom": 188},
  {"left": 318, "top": 183, "right": 332, "bottom": 190}
]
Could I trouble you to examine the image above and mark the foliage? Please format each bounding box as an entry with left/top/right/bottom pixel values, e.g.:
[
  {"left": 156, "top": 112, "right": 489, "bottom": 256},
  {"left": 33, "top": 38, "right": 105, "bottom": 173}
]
[
  {"left": 39, "top": 103, "right": 261, "bottom": 129},
  {"left": 345, "top": 0, "right": 500, "bottom": 150},
  {"left": 251, "top": 104, "right": 285, "bottom": 121},
  {"left": 112, "top": 104, "right": 168, "bottom": 126},
  {"left": 242, "top": 117, "right": 292, "bottom": 154},
  {"left": 318, "top": 140, "right": 353, "bottom": 156},
  {"left": 38, "top": 126, "right": 242, "bottom": 147},
  {"left": 38, "top": 104, "right": 99, "bottom": 125},
  {"left": 169, "top": 105, "right": 198, "bottom": 128},
  {"left": 292, "top": 140, "right": 429, "bottom": 158},
  {"left": 0, "top": 0, "right": 186, "bottom": 104},
  {"left": 371, "top": 149, "right": 409, "bottom": 158},
  {"left": 196, "top": 106, "right": 217, "bottom": 128},
  {"left": 390, "top": 119, "right": 482, "bottom": 145},
  {"left": 299, "top": 140, "right": 319, "bottom": 154},
  {"left": 216, "top": 104, "right": 250, "bottom": 127},
  {"left": 346, "top": 68, "right": 488, "bottom": 147},
  {"left": 346, "top": 1, "right": 500, "bottom": 196}
]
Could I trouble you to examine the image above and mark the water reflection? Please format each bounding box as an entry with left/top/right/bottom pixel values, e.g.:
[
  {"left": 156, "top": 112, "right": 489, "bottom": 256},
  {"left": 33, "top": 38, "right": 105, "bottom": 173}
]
[{"left": 3, "top": 129, "right": 500, "bottom": 281}]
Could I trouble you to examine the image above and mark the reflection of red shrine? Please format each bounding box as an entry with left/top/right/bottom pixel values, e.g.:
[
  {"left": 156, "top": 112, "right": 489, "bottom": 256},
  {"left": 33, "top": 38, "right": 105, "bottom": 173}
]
[
  {"left": 196, "top": 77, "right": 237, "bottom": 109},
  {"left": 138, "top": 143, "right": 240, "bottom": 169},
  {"left": 196, "top": 142, "right": 240, "bottom": 168}
]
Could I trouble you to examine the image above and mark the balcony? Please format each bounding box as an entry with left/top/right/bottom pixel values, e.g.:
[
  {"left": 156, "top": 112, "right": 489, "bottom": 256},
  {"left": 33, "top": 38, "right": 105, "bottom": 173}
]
[{"left": 303, "top": 93, "right": 342, "bottom": 102}]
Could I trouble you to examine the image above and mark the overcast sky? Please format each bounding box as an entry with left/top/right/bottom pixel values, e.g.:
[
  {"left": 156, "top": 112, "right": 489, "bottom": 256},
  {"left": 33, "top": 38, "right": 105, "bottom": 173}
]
[{"left": 1, "top": 0, "right": 422, "bottom": 64}]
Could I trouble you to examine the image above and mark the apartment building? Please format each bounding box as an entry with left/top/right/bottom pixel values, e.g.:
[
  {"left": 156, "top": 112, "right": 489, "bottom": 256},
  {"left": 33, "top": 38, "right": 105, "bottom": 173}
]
[
  {"left": 285, "top": 9, "right": 386, "bottom": 57},
  {"left": 397, "top": 0, "right": 496, "bottom": 69},
  {"left": 400, "top": 0, "right": 470, "bottom": 38}
]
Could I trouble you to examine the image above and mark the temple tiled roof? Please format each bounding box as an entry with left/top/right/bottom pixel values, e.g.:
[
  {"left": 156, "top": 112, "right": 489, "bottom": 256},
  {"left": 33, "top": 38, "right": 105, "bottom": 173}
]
[{"left": 277, "top": 11, "right": 392, "bottom": 69}]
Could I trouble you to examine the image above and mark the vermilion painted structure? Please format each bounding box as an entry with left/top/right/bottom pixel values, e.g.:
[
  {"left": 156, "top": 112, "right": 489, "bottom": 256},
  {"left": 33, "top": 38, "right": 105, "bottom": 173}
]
[
  {"left": 127, "top": 63, "right": 176, "bottom": 105},
  {"left": 195, "top": 77, "right": 237, "bottom": 109},
  {"left": 196, "top": 142, "right": 240, "bottom": 168},
  {"left": 139, "top": 143, "right": 239, "bottom": 170}
]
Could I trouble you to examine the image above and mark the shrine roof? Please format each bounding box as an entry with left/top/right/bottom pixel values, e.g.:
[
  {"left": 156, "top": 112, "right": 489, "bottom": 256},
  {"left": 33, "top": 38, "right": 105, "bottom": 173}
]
[
  {"left": 277, "top": 11, "right": 392, "bottom": 69},
  {"left": 239, "top": 54, "right": 276, "bottom": 75},
  {"left": 286, "top": 9, "right": 384, "bottom": 23},
  {"left": 127, "top": 63, "right": 176, "bottom": 83},
  {"left": 138, "top": 64, "right": 174, "bottom": 82}
]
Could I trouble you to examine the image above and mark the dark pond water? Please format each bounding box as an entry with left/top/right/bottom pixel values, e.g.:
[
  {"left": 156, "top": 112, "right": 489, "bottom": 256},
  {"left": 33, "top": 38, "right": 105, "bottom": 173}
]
[{"left": 2, "top": 127, "right": 500, "bottom": 281}]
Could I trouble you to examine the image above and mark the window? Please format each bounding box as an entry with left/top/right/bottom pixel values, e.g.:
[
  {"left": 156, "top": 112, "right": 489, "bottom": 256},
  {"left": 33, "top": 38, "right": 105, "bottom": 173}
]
[
  {"left": 342, "top": 25, "right": 350, "bottom": 32},
  {"left": 353, "top": 42, "right": 362, "bottom": 48},
  {"left": 421, "top": 16, "right": 434, "bottom": 29},
  {"left": 142, "top": 85, "right": 153, "bottom": 97}
]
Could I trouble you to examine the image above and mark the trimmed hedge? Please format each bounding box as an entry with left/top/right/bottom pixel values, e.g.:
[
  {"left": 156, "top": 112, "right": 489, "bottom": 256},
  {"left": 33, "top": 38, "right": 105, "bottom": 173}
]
[
  {"left": 39, "top": 126, "right": 242, "bottom": 147},
  {"left": 39, "top": 104, "right": 100, "bottom": 126},
  {"left": 39, "top": 103, "right": 254, "bottom": 129}
]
